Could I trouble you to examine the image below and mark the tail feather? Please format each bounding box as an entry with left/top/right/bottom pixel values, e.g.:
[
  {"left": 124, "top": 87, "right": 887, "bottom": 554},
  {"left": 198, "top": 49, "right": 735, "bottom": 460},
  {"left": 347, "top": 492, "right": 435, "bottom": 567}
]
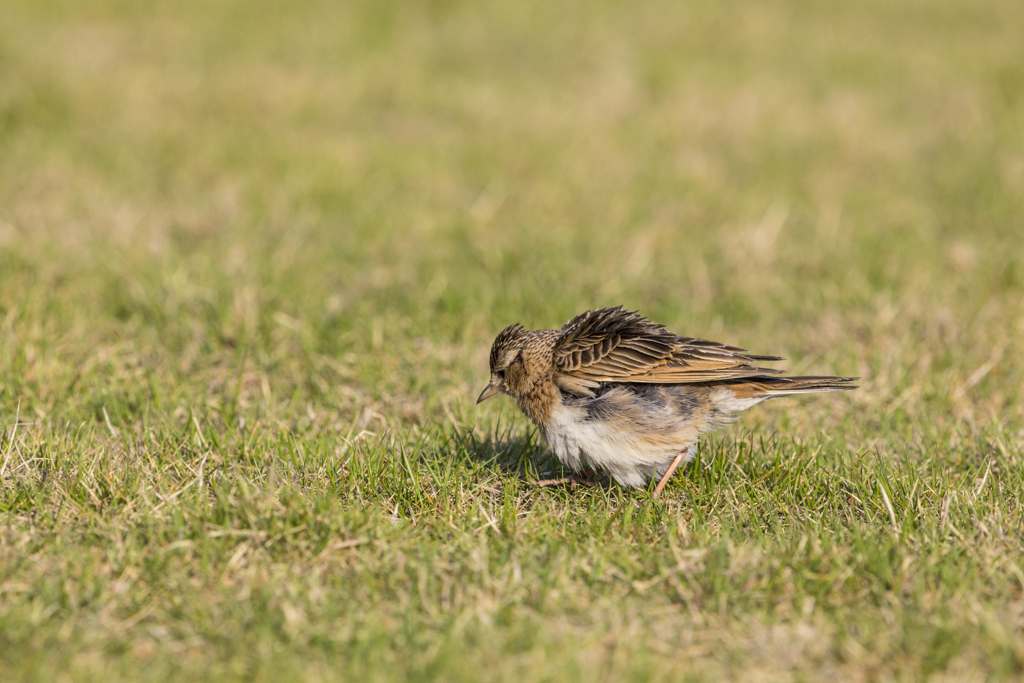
[{"left": 719, "top": 375, "right": 858, "bottom": 399}]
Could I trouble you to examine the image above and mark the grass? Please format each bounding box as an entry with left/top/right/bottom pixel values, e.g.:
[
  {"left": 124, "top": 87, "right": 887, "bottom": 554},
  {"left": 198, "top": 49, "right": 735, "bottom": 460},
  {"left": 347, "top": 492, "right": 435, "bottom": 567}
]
[{"left": 2, "top": 0, "right": 1023, "bottom": 679}]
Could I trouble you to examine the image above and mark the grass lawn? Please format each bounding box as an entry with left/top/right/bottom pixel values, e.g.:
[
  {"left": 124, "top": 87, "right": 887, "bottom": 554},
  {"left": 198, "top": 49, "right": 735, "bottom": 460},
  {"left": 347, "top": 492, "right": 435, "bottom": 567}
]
[{"left": 2, "top": 0, "right": 1023, "bottom": 680}]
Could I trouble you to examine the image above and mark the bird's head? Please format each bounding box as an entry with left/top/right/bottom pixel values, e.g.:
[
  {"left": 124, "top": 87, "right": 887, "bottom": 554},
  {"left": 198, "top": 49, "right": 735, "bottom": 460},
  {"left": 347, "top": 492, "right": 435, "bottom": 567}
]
[{"left": 477, "top": 323, "right": 529, "bottom": 404}]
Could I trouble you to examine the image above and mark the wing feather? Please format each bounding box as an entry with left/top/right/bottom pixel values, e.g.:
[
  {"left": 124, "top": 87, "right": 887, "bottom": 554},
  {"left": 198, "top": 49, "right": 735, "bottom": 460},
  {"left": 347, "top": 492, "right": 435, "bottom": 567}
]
[{"left": 553, "top": 307, "right": 784, "bottom": 385}]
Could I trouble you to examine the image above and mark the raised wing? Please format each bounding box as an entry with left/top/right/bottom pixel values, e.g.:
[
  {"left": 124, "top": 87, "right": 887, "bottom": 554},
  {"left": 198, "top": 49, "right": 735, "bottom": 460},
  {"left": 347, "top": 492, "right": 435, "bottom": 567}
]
[{"left": 553, "top": 307, "right": 784, "bottom": 385}]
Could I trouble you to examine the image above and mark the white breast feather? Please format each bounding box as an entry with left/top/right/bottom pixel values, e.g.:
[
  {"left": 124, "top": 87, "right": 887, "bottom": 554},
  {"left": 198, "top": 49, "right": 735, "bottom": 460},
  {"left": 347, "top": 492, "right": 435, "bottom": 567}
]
[{"left": 542, "top": 403, "right": 692, "bottom": 489}]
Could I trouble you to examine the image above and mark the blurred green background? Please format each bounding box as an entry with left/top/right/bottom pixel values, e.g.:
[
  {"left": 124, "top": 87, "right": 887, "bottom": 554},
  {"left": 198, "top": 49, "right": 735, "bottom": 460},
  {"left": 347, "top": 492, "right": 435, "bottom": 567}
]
[
  {"left": 2, "top": 0, "right": 1023, "bottom": 680},
  {"left": 2, "top": 0, "right": 1022, "bottom": 429}
]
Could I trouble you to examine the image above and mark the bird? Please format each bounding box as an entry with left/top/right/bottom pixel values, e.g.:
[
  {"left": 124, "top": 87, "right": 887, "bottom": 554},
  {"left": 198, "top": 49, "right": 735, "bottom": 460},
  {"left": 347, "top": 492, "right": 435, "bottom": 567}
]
[{"left": 477, "top": 306, "right": 856, "bottom": 498}]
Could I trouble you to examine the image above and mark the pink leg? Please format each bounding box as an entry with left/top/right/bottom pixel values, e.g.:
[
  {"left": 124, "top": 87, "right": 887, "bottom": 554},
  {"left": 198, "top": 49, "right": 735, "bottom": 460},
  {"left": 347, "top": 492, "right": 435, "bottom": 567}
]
[
  {"left": 653, "top": 445, "right": 696, "bottom": 499},
  {"left": 534, "top": 468, "right": 599, "bottom": 488}
]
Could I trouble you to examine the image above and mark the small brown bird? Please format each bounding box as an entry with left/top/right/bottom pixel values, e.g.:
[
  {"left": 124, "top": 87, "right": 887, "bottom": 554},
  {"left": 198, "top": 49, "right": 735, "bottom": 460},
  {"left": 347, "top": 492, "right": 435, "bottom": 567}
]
[{"left": 477, "top": 307, "right": 856, "bottom": 498}]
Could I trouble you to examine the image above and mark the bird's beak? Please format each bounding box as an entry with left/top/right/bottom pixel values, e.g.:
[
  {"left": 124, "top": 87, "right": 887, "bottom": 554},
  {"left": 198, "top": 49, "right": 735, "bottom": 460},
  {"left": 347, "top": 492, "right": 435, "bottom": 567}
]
[{"left": 476, "top": 382, "right": 501, "bottom": 404}]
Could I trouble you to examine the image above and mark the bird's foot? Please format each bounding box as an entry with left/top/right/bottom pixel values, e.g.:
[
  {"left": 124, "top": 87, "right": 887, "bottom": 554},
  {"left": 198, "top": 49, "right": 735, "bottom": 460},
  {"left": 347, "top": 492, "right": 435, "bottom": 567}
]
[
  {"left": 652, "top": 444, "right": 696, "bottom": 499},
  {"left": 533, "top": 468, "right": 599, "bottom": 488}
]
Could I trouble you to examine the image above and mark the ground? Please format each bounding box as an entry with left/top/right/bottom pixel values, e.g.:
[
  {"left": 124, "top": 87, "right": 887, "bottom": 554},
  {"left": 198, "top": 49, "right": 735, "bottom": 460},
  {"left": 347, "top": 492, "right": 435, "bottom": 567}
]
[{"left": 1, "top": 0, "right": 1023, "bottom": 680}]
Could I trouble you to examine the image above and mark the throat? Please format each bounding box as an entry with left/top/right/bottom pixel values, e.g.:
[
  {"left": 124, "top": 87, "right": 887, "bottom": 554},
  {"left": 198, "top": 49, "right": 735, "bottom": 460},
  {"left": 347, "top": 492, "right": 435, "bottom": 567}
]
[{"left": 514, "top": 383, "right": 560, "bottom": 426}]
